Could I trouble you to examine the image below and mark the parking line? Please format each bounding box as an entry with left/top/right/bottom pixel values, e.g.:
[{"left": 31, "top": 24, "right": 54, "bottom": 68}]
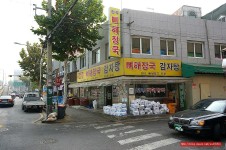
[
  {"left": 33, "top": 112, "right": 44, "bottom": 123},
  {"left": 118, "top": 133, "right": 161, "bottom": 145},
  {"left": 107, "top": 129, "right": 146, "bottom": 139},
  {"left": 100, "top": 126, "right": 134, "bottom": 134},
  {"left": 129, "top": 138, "right": 180, "bottom": 150},
  {"left": 94, "top": 123, "right": 124, "bottom": 129}
]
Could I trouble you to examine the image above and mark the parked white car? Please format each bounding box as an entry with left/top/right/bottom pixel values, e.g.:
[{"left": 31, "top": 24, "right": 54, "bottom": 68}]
[{"left": 22, "top": 92, "right": 45, "bottom": 112}]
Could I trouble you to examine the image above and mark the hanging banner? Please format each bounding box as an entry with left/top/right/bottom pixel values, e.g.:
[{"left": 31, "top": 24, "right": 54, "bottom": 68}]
[
  {"left": 47, "top": 86, "right": 53, "bottom": 105},
  {"left": 109, "top": 7, "right": 121, "bottom": 57}
]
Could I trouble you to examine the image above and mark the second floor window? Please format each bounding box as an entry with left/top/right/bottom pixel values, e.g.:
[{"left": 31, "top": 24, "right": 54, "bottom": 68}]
[
  {"left": 160, "top": 39, "right": 175, "bottom": 56},
  {"left": 80, "top": 55, "right": 86, "bottom": 69},
  {"left": 215, "top": 43, "right": 226, "bottom": 59},
  {"left": 187, "top": 41, "right": 203, "bottom": 58},
  {"left": 132, "top": 37, "right": 152, "bottom": 54},
  {"left": 92, "top": 48, "right": 100, "bottom": 64}
]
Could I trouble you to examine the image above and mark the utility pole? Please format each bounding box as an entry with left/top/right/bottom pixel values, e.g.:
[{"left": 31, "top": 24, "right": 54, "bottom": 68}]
[{"left": 46, "top": 0, "right": 53, "bottom": 118}]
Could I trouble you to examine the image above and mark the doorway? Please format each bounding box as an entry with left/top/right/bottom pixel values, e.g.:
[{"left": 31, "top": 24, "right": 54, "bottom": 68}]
[{"left": 105, "top": 86, "right": 112, "bottom": 106}]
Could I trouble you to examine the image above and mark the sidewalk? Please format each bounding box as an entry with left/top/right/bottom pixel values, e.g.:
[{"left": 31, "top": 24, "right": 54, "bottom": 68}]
[{"left": 42, "top": 105, "right": 171, "bottom": 124}]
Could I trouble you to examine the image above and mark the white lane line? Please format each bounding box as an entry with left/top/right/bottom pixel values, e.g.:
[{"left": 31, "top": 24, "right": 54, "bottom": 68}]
[
  {"left": 129, "top": 138, "right": 181, "bottom": 150},
  {"left": 118, "top": 133, "right": 161, "bottom": 145},
  {"left": 107, "top": 129, "right": 146, "bottom": 139},
  {"left": 94, "top": 123, "right": 124, "bottom": 129},
  {"left": 100, "top": 126, "right": 134, "bottom": 134}
]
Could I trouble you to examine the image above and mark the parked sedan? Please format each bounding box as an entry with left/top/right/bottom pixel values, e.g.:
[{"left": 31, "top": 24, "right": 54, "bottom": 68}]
[
  {"left": 0, "top": 95, "right": 14, "bottom": 107},
  {"left": 168, "top": 98, "right": 226, "bottom": 140}
]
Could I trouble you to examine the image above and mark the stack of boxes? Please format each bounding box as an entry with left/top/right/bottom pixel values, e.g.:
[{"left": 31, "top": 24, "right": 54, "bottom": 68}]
[
  {"left": 130, "top": 99, "right": 169, "bottom": 116},
  {"left": 103, "top": 103, "right": 127, "bottom": 116}
]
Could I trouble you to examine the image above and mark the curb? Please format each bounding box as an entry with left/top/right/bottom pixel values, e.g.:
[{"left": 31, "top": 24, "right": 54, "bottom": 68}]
[
  {"left": 33, "top": 112, "right": 46, "bottom": 123},
  {"left": 70, "top": 106, "right": 170, "bottom": 122}
]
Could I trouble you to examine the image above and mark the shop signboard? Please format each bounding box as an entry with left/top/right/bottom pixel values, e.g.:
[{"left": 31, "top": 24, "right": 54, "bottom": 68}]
[
  {"left": 109, "top": 7, "right": 121, "bottom": 57},
  {"left": 77, "top": 59, "right": 123, "bottom": 82},
  {"left": 179, "top": 84, "right": 185, "bottom": 109},
  {"left": 123, "top": 58, "right": 181, "bottom": 76},
  {"left": 47, "top": 86, "right": 53, "bottom": 105},
  {"left": 52, "top": 96, "right": 63, "bottom": 104},
  {"left": 77, "top": 58, "right": 182, "bottom": 82}
]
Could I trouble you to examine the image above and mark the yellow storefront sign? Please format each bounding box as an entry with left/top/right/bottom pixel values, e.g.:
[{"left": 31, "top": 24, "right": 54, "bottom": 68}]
[
  {"left": 123, "top": 58, "right": 181, "bottom": 76},
  {"left": 77, "top": 58, "right": 182, "bottom": 82},
  {"left": 77, "top": 59, "right": 123, "bottom": 82},
  {"left": 109, "top": 7, "right": 121, "bottom": 57}
]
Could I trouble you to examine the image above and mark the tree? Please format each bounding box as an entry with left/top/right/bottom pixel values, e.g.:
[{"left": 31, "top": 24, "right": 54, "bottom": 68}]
[
  {"left": 31, "top": 0, "right": 106, "bottom": 102},
  {"left": 18, "top": 42, "right": 47, "bottom": 91}
]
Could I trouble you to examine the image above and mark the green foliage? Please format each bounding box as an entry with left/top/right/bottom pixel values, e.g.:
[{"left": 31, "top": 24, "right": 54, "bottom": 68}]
[
  {"left": 31, "top": 0, "right": 106, "bottom": 61},
  {"left": 18, "top": 42, "right": 47, "bottom": 86}
]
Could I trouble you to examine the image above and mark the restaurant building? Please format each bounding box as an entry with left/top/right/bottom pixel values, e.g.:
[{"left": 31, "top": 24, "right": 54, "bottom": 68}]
[{"left": 69, "top": 5, "right": 226, "bottom": 112}]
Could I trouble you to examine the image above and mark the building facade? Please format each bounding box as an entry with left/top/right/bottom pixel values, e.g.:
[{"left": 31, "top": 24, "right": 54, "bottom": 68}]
[{"left": 66, "top": 5, "right": 226, "bottom": 112}]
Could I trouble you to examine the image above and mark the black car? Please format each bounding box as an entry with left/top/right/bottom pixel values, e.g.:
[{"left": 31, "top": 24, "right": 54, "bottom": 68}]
[{"left": 168, "top": 98, "right": 226, "bottom": 140}]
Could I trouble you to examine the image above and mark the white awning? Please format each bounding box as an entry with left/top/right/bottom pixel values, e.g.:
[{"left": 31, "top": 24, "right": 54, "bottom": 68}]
[{"left": 68, "top": 76, "right": 192, "bottom": 88}]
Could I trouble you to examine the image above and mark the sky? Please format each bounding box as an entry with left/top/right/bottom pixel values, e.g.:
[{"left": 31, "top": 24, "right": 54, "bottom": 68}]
[{"left": 0, "top": 0, "right": 225, "bottom": 82}]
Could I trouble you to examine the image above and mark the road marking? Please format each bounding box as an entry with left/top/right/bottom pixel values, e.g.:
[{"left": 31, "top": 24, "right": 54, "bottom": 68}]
[
  {"left": 33, "top": 112, "right": 44, "bottom": 123},
  {"left": 118, "top": 133, "right": 161, "bottom": 145},
  {"left": 107, "top": 129, "right": 146, "bottom": 139},
  {"left": 94, "top": 123, "right": 124, "bottom": 129},
  {"left": 100, "top": 126, "right": 134, "bottom": 134},
  {"left": 129, "top": 138, "right": 180, "bottom": 150}
]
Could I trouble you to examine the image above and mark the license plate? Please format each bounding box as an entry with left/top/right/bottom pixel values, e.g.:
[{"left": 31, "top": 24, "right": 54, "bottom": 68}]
[
  {"left": 174, "top": 124, "right": 183, "bottom": 132},
  {"left": 2, "top": 100, "right": 7, "bottom": 102}
]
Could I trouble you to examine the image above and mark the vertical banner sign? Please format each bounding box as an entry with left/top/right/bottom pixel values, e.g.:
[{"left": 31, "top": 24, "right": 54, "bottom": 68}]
[
  {"left": 47, "top": 86, "right": 53, "bottom": 105},
  {"left": 109, "top": 7, "right": 121, "bottom": 57}
]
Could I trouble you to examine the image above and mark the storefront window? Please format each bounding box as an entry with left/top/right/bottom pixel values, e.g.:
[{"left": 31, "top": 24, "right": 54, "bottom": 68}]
[{"left": 135, "top": 84, "right": 166, "bottom": 98}]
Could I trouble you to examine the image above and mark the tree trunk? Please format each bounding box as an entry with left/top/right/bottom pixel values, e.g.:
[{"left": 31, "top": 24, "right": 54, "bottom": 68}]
[{"left": 63, "top": 60, "right": 68, "bottom": 104}]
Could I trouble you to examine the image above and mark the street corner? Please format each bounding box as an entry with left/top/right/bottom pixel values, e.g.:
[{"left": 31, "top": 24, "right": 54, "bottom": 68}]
[{"left": 41, "top": 113, "right": 72, "bottom": 124}]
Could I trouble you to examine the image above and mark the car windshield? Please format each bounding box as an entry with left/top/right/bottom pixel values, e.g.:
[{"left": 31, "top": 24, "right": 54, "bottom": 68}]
[{"left": 191, "top": 100, "right": 226, "bottom": 113}]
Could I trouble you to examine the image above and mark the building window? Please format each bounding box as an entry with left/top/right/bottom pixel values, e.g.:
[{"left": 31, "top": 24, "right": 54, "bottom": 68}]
[
  {"left": 215, "top": 44, "right": 226, "bottom": 59},
  {"left": 80, "top": 55, "right": 86, "bottom": 69},
  {"left": 160, "top": 39, "right": 175, "bottom": 56},
  {"left": 187, "top": 41, "right": 203, "bottom": 57},
  {"left": 131, "top": 37, "right": 152, "bottom": 54},
  {"left": 92, "top": 48, "right": 100, "bottom": 64}
]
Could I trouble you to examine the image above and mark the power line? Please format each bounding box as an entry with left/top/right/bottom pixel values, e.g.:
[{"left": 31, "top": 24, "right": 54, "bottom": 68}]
[{"left": 46, "top": 0, "right": 79, "bottom": 41}]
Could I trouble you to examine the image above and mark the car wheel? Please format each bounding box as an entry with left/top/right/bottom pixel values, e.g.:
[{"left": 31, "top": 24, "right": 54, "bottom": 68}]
[
  {"left": 213, "top": 124, "right": 221, "bottom": 141},
  {"left": 24, "top": 107, "right": 28, "bottom": 112},
  {"left": 22, "top": 105, "right": 24, "bottom": 110}
]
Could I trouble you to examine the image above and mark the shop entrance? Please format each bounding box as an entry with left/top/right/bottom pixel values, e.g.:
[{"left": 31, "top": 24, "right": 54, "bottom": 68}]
[{"left": 105, "top": 86, "right": 112, "bottom": 106}]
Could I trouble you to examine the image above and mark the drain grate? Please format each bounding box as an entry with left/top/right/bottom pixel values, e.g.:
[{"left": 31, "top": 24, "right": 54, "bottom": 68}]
[{"left": 40, "top": 138, "right": 57, "bottom": 144}]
